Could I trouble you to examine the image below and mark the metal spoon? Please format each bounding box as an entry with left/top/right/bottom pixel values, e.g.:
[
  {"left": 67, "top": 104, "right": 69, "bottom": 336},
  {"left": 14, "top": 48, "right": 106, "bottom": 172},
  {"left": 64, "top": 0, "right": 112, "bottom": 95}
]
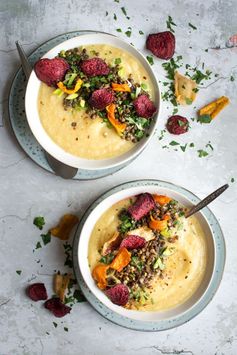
[
  {"left": 15, "top": 41, "right": 78, "bottom": 179},
  {"left": 185, "top": 184, "right": 229, "bottom": 218}
]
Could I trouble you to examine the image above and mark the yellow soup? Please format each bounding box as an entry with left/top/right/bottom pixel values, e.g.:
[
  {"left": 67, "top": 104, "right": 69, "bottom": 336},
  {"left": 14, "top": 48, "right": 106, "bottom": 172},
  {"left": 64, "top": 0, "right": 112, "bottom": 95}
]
[
  {"left": 38, "top": 44, "right": 155, "bottom": 160},
  {"left": 88, "top": 198, "right": 207, "bottom": 312}
]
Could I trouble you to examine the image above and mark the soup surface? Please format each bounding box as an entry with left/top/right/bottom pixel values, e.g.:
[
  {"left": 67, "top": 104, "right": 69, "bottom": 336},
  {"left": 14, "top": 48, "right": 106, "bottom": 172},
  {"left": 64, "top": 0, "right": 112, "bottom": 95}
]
[
  {"left": 38, "top": 44, "right": 155, "bottom": 159},
  {"left": 88, "top": 198, "right": 207, "bottom": 311}
]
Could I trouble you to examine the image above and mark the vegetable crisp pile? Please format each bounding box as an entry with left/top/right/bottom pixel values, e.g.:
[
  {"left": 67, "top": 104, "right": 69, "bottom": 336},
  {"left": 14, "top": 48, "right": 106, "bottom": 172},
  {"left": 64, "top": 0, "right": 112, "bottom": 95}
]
[{"left": 92, "top": 193, "right": 186, "bottom": 308}]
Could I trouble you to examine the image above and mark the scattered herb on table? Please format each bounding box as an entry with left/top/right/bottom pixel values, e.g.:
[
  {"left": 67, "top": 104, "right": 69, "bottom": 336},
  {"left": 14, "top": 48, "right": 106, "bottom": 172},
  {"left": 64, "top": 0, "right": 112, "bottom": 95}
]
[
  {"left": 139, "top": 30, "right": 144, "bottom": 35},
  {"left": 41, "top": 232, "right": 51, "bottom": 245},
  {"left": 231, "top": 178, "right": 235, "bottom": 183},
  {"left": 166, "top": 15, "right": 177, "bottom": 33},
  {"left": 33, "top": 216, "right": 45, "bottom": 230},
  {"left": 113, "top": 13, "right": 117, "bottom": 20},
  {"left": 35, "top": 241, "right": 42, "bottom": 249},
  {"left": 116, "top": 28, "right": 122, "bottom": 32},
  {"left": 105, "top": 11, "right": 108, "bottom": 16},
  {"left": 16, "top": 270, "right": 22, "bottom": 275},
  {"left": 53, "top": 322, "right": 58, "bottom": 328},
  {"left": 125, "top": 30, "right": 132, "bottom": 37},
  {"left": 188, "top": 23, "right": 197, "bottom": 30},
  {"left": 63, "top": 243, "right": 73, "bottom": 268},
  {"left": 206, "top": 142, "right": 214, "bottom": 150},
  {"left": 169, "top": 141, "right": 179, "bottom": 146},
  {"left": 64, "top": 327, "right": 68, "bottom": 332},
  {"left": 198, "top": 149, "right": 209, "bottom": 158},
  {"left": 180, "top": 144, "right": 188, "bottom": 152},
  {"left": 230, "top": 76, "right": 235, "bottom": 81}
]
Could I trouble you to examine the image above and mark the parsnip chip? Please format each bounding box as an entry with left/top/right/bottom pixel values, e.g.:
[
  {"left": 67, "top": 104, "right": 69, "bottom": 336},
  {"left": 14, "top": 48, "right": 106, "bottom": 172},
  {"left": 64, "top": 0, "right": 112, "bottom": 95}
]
[
  {"left": 174, "top": 71, "right": 197, "bottom": 105},
  {"left": 53, "top": 273, "right": 72, "bottom": 302},
  {"left": 50, "top": 214, "right": 79, "bottom": 241}
]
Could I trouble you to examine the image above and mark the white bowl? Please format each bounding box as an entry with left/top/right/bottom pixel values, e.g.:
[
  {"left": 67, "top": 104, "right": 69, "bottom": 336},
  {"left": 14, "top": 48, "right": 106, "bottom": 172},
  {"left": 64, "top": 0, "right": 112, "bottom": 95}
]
[
  {"left": 25, "top": 33, "right": 160, "bottom": 170},
  {"left": 75, "top": 180, "right": 225, "bottom": 329}
]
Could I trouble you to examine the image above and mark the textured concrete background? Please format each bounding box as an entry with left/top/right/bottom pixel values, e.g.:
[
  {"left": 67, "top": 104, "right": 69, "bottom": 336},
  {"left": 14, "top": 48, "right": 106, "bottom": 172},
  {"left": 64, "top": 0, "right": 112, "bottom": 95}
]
[{"left": 0, "top": 0, "right": 237, "bottom": 354}]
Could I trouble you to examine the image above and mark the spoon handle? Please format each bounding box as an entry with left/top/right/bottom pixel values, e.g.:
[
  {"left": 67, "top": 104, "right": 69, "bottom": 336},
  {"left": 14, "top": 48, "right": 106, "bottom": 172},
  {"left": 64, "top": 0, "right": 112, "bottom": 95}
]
[
  {"left": 185, "top": 184, "right": 229, "bottom": 218},
  {"left": 15, "top": 41, "right": 32, "bottom": 80}
]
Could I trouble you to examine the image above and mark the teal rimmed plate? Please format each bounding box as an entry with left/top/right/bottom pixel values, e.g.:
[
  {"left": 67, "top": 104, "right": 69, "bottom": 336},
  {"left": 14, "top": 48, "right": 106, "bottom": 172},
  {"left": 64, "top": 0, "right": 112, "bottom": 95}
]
[
  {"left": 8, "top": 30, "right": 134, "bottom": 180},
  {"left": 72, "top": 179, "right": 225, "bottom": 331}
]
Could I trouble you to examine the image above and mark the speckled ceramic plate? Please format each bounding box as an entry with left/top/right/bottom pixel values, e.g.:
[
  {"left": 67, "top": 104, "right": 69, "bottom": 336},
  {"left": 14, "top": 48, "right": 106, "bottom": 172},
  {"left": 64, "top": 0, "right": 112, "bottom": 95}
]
[
  {"left": 72, "top": 179, "right": 225, "bottom": 331},
  {"left": 8, "top": 30, "right": 134, "bottom": 180}
]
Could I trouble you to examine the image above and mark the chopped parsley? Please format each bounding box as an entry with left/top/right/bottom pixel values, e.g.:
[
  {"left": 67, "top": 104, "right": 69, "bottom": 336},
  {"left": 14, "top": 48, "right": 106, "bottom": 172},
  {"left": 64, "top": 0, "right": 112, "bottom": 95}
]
[
  {"left": 230, "top": 76, "right": 235, "bottom": 81},
  {"left": 100, "top": 253, "right": 115, "bottom": 264},
  {"left": 63, "top": 243, "right": 73, "bottom": 268},
  {"left": 53, "top": 322, "right": 58, "bottom": 328},
  {"left": 231, "top": 178, "right": 235, "bottom": 183},
  {"left": 169, "top": 141, "right": 179, "bottom": 146},
  {"left": 189, "top": 142, "right": 195, "bottom": 147},
  {"left": 166, "top": 15, "right": 177, "bottom": 33},
  {"left": 188, "top": 23, "right": 197, "bottom": 30},
  {"left": 113, "top": 13, "right": 117, "bottom": 20},
  {"left": 105, "top": 11, "right": 108, "bottom": 16},
  {"left": 64, "top": 327, "right": 68, "bottom": 332},
  {"left": 114, "top": 57, "right": 121, "bottom": 65},
  {"left": 185, "top": 97, "right": 193, "bottom": 105},
  {"left": 139, "top": 30, "right": 144, "bottom": 35},
  {"left": 33, "top": 216, "right": 45, "bottom": 230},
  {"left": 116, "top": 28, "right": 122, "bottom": 32},
  {"left": 198, "top": 114, "right": 212, "bottom": 124},
  {"left": 206, "top": 142, "right": 214, "bottom": 150},
  {"left": 146, "top": 55, "right": 154, "bottom": 65},
  {"left": 121, "top": 6, "right": 127, "bottom": 16},
  {"left": 41, "top": 232, "right": 51, "bottom": 245},
  {"left": 16, "top": 270, "right": 22, "bottom": 275},
  {"left": 119, "top": 211, "right": 136, "bottom": 233},
  {"left": 125, "top": 30, "right": 132, "bottom": 38},
  {"left": 35, "top": 241, "right": 42, "bottom": 249},
  {"left": 198, "top": 149, "right": 209, "bottom": 158},
  {"left": 180, "top": 144, "right": 188, "bottom": 152},
  {"left": 73, "top": 289, "right": 86, "bottom": 303}
]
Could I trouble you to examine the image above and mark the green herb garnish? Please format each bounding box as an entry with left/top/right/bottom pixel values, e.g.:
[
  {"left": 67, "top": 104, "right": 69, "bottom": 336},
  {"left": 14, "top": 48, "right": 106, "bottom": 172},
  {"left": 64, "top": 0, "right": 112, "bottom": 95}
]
[
  {"left": 16, "top": 270, "right": 22, "bottom": 275},
  {"left": 139, "top": 30, "right": 144, "bottom": 35},
  {"left": 100, "top": 253, "right": 115, "bottom": 264},
  {"left": 64, "top": 327, "right": 68, "bottom": 332},
  {"left": 35, "top": 241, "right": 42, "bottom": 249},
  {"left": 116, "top": 28, "right": 122, "bottom": 32},
  {"left": 53, "top": 322, "right": 58, "bottom": 328},
  {"left": 169, "top": 141, "right": 179, "bottom": 146},
  {"left": 41, "top": 232, "right": 51, "bottom": 245},
  {"left": 113, "top": 13, "right": 117, "bottom": 20},
  {"left": 146, "top": 55, "right": 154, "bottom": 65},
  {"left": 198, "top": 114, "right": 212, "bottom": 124},
  {"left": 115, "top": 57, "right": 121, "bottom": 65},
  {"left": 188, "top": 23, "right": 197, "bottom": 30},
  {"left": 185, "top": 97, "right": 193, "bottom": 105},
  {"left": 230, "top": 76, "right": 235, "bottom": 81},
  {"left": 231, "top": 178, "right": 235, "bottom": 183},
  {"left": 198, "top": 149, "right": 209, "bottom": 158},
  {"left": 180, "top": 144, "right": 187, "bottom": 152},
  {"left": 125, "top": 30, "right": 132, "bottom": 37},
  {"left": 121, "top": 7, "right": 127, "bottom": 16},
  {"left": 166, "top": 15, "right": 177, "bottom": 33},
  {"left": 33, "top": 216, "right": 45, "bottom": 230}
]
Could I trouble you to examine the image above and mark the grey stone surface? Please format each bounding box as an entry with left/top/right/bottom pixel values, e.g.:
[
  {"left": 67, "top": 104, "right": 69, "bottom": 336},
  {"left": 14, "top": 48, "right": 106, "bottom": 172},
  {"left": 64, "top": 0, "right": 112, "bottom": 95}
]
[{"left": 0, "top": 0, "right": 237, "bottom": 354}]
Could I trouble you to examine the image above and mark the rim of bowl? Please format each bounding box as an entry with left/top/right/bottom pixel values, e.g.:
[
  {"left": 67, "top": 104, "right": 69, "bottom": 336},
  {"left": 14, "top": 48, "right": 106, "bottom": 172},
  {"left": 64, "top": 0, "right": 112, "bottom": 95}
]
[
  {"left": 25, "top": 33, "right": 161, "bottom": 170},
  {"left": 75, "top": 179, "right": 225, "bottom": 327}
]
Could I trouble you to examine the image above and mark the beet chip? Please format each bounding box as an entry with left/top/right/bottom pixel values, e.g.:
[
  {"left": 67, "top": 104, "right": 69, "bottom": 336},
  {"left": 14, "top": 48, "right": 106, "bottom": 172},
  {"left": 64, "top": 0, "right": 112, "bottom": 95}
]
[
  {"left": 146, "top": 31, "right": 175, "bottom": 60},
  {"left": 166, "top": 115, "right": 189, "bottom": 135},
  {"left": 120, "top": 235, "right": 146, "bottom": 250},
  {"left": 80, "top": 57, "right": 110, "bottom": 77},
  {"left": 27, "top": 283, "right": 48, "bottom": 301},
  {"left": 34, "top": 58, "right": 69, "bottom": 86},
  {"left": 89, "top": 88, "right": 114, "bottom": 109},
  {"left": 106, "top": 284, "right": 129, "bottom": 306},
  {"left": 133, "top": 95, "right": 157, "bottom": 118},
  {"left": 44, "top": 297, "right": 71, "bottom": 318},
  {"left": 128, "top": 193, "right": 155, "bottom": 221}
]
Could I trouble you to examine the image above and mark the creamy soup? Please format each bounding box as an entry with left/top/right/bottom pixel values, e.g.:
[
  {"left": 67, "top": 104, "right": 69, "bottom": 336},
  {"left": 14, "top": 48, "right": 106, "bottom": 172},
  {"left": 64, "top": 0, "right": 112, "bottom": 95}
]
[
  {"left": 88, "top": 198, "right": 207, "bottom": 312},
  {"left": 38, "top": 44, "right": 155, "bottom": 160}
]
